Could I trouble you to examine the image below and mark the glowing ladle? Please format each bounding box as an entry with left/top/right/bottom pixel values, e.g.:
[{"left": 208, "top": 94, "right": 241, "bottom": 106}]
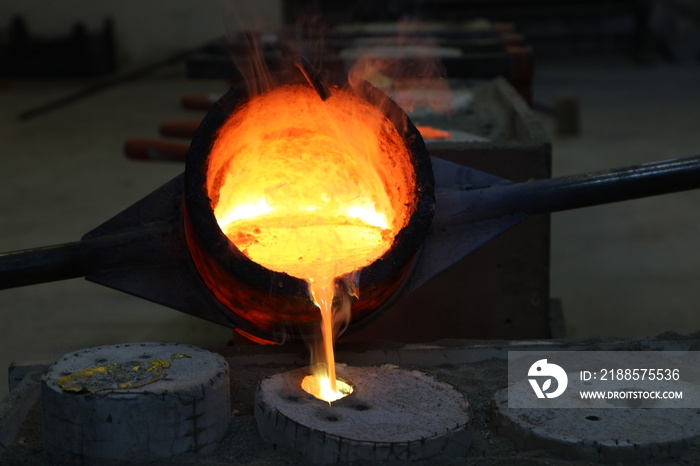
[{"left": 206, "top": 83, "right": 416, "bottom": 402}]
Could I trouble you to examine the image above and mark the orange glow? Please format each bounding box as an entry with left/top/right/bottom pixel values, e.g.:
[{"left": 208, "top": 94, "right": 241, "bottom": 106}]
[
  {"left": 416, "top": 125, "right": 452, "bottom": 140},
  {"left": 206, "top": 84, "right": 416, "bottom": 402},
  {"left": 301, "top": 373, "right": 353, "bottom": 404}
]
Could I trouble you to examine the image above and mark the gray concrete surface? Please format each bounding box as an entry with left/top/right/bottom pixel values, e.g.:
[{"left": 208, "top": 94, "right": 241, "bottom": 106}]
[
  {"left": 5, "top": 335, "right": 700, "bottom": 465},
  {"left": 1, "top": 58, "right": 700, "bottom": 403}
]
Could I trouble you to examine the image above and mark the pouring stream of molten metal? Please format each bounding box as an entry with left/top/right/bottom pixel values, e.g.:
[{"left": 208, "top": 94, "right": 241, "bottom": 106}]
[{"left": 206, "top": 84, "right": 415, "bottom": 402}]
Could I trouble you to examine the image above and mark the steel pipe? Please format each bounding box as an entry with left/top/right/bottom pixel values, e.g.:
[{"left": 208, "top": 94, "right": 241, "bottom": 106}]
[
  {"left": 0, "top": 226, "right": 178, "bottom": 290},
  {"left": 443, "top": 154, "right": 700, "bottom": 225}
]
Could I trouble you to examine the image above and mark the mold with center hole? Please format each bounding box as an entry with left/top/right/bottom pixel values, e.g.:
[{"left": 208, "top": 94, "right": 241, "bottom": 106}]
[
  {"left": 493, "top": 380, "right": 700, "bottom": 462},
  {"left": 254, "top": 364, "right": 472, "bottom": 464}
]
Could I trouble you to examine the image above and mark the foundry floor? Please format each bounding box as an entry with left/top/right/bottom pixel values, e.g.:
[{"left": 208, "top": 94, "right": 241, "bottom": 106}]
[
  {"left": 2, "top": 56, "right": 700, "bottom": 400},
  {"left": 4, "top": 335, "right": 700, "bottom": 465}
]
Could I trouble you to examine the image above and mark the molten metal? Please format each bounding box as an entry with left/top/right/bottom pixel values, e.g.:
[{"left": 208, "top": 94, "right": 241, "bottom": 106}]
[
  {"left": 301, "top": 373, "right": 353, "bottom": 404},
  {"left": 206, "top": 83, "right": 416, "bottom": 401}
]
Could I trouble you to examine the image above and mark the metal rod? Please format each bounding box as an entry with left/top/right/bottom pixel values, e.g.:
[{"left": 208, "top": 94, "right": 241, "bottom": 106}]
[
  {"left": 0, "top": 227, "right": 177, "bottom": 290},
  {"left": 0, "top": 241, "right": 97, "bottom": 288},
  {"left": 17, "top": 42, "right": 214, "bottom": 121},
  {"left": 445, "top": 154, "right": 700, "bottom": 224},
  {"left": 124, "top": 137, "right": 189, "bottom": 162}
]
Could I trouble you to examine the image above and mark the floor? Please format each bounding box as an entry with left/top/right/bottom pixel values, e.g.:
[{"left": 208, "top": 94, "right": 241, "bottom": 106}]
[
  {"left": 536, "top": 60, "right": 700, "bottom": 340},
  {"left": 1, "top": 56, "right": 700, "bottom": 399}
]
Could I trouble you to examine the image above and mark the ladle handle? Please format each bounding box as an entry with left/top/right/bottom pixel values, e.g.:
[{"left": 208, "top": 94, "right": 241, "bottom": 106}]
[
  {"left": 447, "top": 155, "right": 700, "bottom": 224},
  {"left": 0, "top": 228, "right": 177, "bottom": 290},
  {"left": 0, "top": 241, "right": 96, "bottom": 288}
]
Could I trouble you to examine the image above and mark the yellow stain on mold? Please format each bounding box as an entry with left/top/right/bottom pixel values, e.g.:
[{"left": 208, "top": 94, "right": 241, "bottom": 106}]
[{"left": 56, "top": 358, "right": 172, "bottom": 393}]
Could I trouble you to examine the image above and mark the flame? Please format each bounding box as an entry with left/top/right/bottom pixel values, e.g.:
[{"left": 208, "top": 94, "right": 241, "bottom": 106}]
[
  {"left": 207, "top": 83, "right": 415, "bottom": 402},
  {"left": 344, "top": 19, "right": 454, "bottom": 115},
  {"left": 301, "top": 372, "right": 353, "bottom": 404}
]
